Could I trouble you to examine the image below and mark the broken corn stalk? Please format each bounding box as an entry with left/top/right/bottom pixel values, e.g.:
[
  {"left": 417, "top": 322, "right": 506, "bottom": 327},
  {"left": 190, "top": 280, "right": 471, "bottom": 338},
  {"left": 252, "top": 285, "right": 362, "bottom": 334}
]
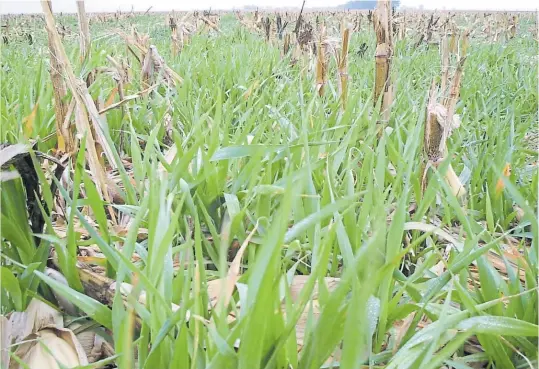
[
  {"left": 424, "top": 41, "right": 468, "bottom": 198},
  {"left": 42, "top": 0, "right": 118, "bottom": 213},
  {"left": 76, "top": 0, "right": 90, "bottom": 64},
  {"left": 43, "top": 1, "right": 71, "bottom": 153},
  {"left": 373, "top": 0, "right": 393, "bottom": 122}
]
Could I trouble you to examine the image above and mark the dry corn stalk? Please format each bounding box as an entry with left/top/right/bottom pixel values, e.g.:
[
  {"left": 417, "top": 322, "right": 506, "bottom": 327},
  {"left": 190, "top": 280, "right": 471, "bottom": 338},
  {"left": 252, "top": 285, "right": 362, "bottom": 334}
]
[
  {"left": 315, "top": 26, "right": 327, "bottom": 97},
  {"left": 141, "top": 45, "right": 181, "bottom": 90},
  {"left": 425, "top": 14, "right": 440, "bottom": 45},
  {"left": 93, "top": 57, "right": 132, "bottom": 115},
  {"left": 444, "top": 56, "right": 466, "bottom": 118},
  {"left": 398, "top": 13, "right": 406, "bottom": 39},
  {"left": 139, "top": 52, "right": 154, "bottom": 85},
  {"left": 118, "top": 28, "right": 148, "bottom": 64},
  {"left": 373, "top": 0, "right": 393, "bottom": 122},
  {"left": 423, "top": 52, "right": 467, "bottom": 198},
  {"left": 276, "top": 14, "right": 288, "bottom": 40},
  {"left": 42, "top": 0, "right": 117, "bottom": 208},
  {"left": 297, "top": 22, "right": 314, "bottom": 51},
  {"left": 283, "top": 33, "right": 291, "bottom": 56},
  {"left": 178, "top": 13, "right": 195, "bottom": 47},
  {"left": 235, "top": 11, "right": 257, "bottom": 32},
  {"left": 492, "top": 16, "right": 501, "bottom": 42},
  {"left": 336, "top": 25, "right": 350, "bottom": 110},
  {"left": 460, "top": 28, "right": 471, "bottom": 58},
  {"left": 44, "top": 1, "right": 71, "bottom": 153},
  {"left": 105, "top": 54, "right": 133, "bottom": 150},
  {"left": 294, "top": 0, "right": 306, "bottom": 36},
  {"left": 169, "top": 14, "right": 179, "bottom": 57},
  {"left": 508, "top": 15, "right": 517, "bottom": 39},
  {"left": 105, "top": 55, "right": 130, "bottom": 90},
  {"left": 262, "top": 17, "right": 271, "bottom": 42},
  {"left": 449, "top": 22, "right": 457, "bottom": 53},
  {"left": 201, "top": 15, "right": 221, "bottom": 33},
  {"left": 76, "top": 0, "right": 90, "bottom": 63},
  {"left": 118, "top": 30, "right": 183, "bottom": 86},
  {"left": 440, "top": 34, "right": 450, "bottom": 95}
]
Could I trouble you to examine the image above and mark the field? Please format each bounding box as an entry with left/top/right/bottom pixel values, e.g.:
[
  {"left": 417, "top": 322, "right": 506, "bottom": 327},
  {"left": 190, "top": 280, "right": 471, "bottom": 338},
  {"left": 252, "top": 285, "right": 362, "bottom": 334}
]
[{"left": 0, "top": 3, "right": 538, "bottom": 369}]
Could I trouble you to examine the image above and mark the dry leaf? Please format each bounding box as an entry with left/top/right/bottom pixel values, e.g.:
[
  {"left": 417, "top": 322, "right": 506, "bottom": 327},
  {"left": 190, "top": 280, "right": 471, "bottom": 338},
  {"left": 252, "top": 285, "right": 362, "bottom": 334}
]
[
  {"left": 287, "top": 275, "right": 340, "bottom": 303},
  {"left": 242, "top": 80, "right": 259, "bottom": 100},
  {"left": 22, "top": 103, "right": 39, "bottom": 138},
  {"left": 495, "top": 162, "right": 511, "bottom": 196},
  {"left": 104, "top": 87, "right": 118, "bottom": 107},
  {"left": 289, "top": 276, "right": 341, "bottom": 365},
  {"left": 157, "top": 145, "right": 177, "bottom": 175},
  {"left": 514, "top": 205, "right": 525, "bottom": 223}
]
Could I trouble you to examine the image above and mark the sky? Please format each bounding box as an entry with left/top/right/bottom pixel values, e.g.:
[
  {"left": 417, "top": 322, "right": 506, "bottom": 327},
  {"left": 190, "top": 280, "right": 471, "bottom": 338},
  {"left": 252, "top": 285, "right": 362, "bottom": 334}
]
[{"left": 0, "top": 0, "right": 537, "bottom": 14}]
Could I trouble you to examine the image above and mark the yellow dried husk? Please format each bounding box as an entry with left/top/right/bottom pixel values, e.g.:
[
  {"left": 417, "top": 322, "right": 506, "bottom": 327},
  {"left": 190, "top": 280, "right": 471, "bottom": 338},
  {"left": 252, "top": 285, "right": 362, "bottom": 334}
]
[
  {"left": 4, "top": 299, "right": 89, "bottom": 369},
  {"left": 15, "top": 328, "right": 86, "bottom": 369}
]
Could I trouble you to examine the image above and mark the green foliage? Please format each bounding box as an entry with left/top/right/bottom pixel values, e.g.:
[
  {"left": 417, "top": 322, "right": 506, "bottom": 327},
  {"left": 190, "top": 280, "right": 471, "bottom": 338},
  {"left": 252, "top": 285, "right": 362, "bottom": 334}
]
[{"left": 1, "top": 11, "right": 537, "bottom": 369}]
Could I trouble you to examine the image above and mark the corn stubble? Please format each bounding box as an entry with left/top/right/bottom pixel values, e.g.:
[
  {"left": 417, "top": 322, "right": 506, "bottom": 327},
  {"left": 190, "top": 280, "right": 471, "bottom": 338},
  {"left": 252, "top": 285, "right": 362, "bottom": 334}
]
[
  {"left": 76, "top": 0, "right": 90, "bottom": 63},
  {"left": 423, "top": 30, "right": 468, "bottom": 198},
  {"left": 315, "top": 26, "right": 327, "bottom": 97},
  {"left": 373, "top": 0, "right": 393, "bottom": 123}
]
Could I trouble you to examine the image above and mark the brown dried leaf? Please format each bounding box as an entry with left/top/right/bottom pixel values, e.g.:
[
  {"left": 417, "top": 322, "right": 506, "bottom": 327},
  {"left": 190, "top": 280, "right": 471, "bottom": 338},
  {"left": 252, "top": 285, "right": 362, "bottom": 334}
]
[
  {"left": 287, "top": 275, "right": 340, "bottom": 303},
  {"left": 393, "top": 312, "right": 415, "bottom": 354}
]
